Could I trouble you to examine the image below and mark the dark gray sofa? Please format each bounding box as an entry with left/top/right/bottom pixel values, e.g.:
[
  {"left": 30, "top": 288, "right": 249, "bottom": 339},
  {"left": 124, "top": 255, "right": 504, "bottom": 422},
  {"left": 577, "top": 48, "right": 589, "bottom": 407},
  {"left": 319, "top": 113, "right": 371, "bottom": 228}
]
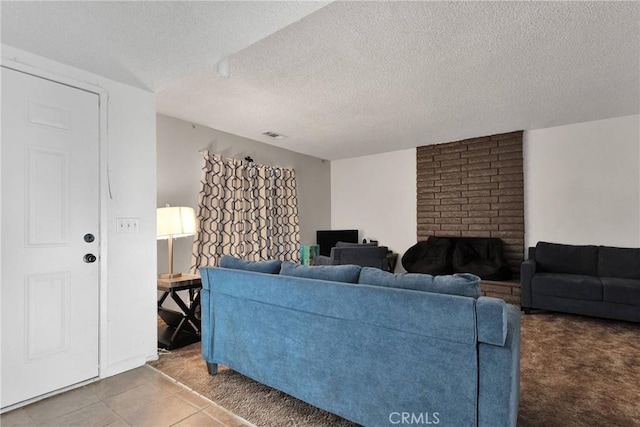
[
  {"left": 315, "top": 241, "right": 390, "bottom": 271},
  {"left": 521, "top": 242, "right": 640, "bottom": 322}
]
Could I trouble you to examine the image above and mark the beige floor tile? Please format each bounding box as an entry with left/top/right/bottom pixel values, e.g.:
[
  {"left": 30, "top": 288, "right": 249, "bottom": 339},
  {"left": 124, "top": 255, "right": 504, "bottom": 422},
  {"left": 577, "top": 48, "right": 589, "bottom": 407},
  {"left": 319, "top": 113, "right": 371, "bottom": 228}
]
[
  {"left": 121, "top": 395, "right": 199, "bottom": 427},
  {"left": 103, "top": 382, "right": 173, "bottom": 418},
  {"left": 203, "top": 404, "right": 248, "bottom": 427},
  {"left": 146, "top": 375, "right": 186, "bottom": 394},
  {"left": 85, "top": 368, "right": 151, "bottom": 400},
  {"left": 174, "top": 390, "right": 212, "bottom": 410},
  {"left": 0, "top": 408, "right": 36, "bottom": 426},
  {"left": 138, "top": 365, "right": 163, "bottom": 379},
  {"left": 45, "top": 402, "right": 123, "bottom": 427},
  {"left": 5, "top": 365, "right": 252, "bottom": 427},
  {"left": 172, "top": 411, "right": 225, "bottom": 427},
  {"left": 23, "top": 386, "right": 99, "bottom": 425},
  {"left": 104, "top": 419, "right": 132, "bottom": 427}
]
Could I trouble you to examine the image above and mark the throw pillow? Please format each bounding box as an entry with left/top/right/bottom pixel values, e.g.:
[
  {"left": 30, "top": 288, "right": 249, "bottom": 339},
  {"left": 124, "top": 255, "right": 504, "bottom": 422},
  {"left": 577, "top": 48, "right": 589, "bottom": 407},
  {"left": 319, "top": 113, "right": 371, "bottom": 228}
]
[
  {"left": 358, "top": 267, "right": 481, "bottom": 298},
  {"left": 279, "top": 262, "right": 361, "bottom": 284},
  {"left": 218, "top": 255, "right": 282, "bottom": 274}
]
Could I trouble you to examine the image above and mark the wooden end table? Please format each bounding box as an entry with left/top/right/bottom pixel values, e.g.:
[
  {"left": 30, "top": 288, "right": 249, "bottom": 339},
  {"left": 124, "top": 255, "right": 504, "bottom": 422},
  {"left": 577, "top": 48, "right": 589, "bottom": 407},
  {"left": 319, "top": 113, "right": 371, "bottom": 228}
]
[{"left": 157, "top": 274, "right": 202, "bottom": 350}]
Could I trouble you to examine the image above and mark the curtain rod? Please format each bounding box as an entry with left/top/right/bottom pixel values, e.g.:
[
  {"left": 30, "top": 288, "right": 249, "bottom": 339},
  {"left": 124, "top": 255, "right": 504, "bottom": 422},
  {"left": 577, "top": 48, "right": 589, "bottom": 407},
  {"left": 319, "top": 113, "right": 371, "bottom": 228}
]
[{"left": 197, "top": 149, "right": 254, "bottom": 163}]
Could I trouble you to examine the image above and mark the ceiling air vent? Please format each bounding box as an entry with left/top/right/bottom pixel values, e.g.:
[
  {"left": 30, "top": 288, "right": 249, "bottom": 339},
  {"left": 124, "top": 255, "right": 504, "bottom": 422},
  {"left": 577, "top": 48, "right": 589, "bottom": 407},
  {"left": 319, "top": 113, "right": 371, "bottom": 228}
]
[{"left": 262, "top": 131, "right": 287, "bottom": 139}]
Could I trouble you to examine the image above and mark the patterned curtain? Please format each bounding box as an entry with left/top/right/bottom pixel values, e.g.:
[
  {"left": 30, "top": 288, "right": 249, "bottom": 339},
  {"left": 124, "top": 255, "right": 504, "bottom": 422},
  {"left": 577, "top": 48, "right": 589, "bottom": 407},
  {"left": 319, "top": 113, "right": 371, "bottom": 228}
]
[{"left": 191, "top": 152, "right": 301, "bottom": 271}]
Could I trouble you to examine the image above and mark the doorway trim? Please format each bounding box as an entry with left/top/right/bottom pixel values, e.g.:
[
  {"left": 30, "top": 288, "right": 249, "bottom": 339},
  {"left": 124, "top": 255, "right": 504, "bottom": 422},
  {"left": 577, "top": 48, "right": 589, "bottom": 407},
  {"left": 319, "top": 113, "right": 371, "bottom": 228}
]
[{"left": 1, "top": 57, "right": 110, "bottom": 393}]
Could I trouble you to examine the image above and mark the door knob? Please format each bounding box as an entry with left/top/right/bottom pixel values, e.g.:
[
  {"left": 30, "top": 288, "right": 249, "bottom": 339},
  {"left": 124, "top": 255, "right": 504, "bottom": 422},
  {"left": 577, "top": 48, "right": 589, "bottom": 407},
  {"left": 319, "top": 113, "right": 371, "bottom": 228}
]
[
  {"left": 84, "top": 233, "right": 95, "bottom": 243},
  {"left": 83, "top": 254, "right": 97, "bottom": 263}
]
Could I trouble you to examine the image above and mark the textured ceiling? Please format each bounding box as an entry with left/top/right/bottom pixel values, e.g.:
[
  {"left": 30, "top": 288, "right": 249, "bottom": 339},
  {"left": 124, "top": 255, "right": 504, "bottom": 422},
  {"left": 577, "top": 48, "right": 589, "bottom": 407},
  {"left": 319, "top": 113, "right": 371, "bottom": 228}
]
[
  {"left": 3, "top": 1, "right": 639, "bottom": 160},
  {"left": 1, "top": 1, "right": 329, "bottom": 91}
]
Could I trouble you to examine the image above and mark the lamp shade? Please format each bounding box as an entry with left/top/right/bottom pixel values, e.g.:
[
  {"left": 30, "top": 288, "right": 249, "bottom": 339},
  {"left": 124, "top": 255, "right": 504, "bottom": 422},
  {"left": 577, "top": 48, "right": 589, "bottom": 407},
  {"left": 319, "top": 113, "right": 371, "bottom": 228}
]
[{"left": 157, "top": 206, "right": 196, "bottom": 240}]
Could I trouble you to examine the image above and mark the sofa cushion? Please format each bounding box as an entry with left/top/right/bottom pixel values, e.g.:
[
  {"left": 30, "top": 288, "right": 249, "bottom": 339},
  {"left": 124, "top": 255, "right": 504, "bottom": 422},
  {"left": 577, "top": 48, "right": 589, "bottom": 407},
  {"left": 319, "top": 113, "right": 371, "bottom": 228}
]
[
  {"left": 358, "top": 267, "right": 480, "bottom": 298},
  {"left": 280, "top": 262, "right": 361, "bottom": 283},
  {"left": 598, "top": 246, "right": 640, "bottom": 280},
  {"left": 335, "top": 241, "right": 377, "bottom": 248},
  {"left": 532, "top": 273, "right": 602, "bottom": 301},
  {"left": 331, "top": 246, "right": 390, "bottom": 270},
  {"left": 602, "top": 277, "right": 640, "bottom": 305},
  {"left": 218, "top": 255, "right": 282, "bottom": 274},
  {"left": 535, "top": 242, "right": 598, "bottom": 276}
]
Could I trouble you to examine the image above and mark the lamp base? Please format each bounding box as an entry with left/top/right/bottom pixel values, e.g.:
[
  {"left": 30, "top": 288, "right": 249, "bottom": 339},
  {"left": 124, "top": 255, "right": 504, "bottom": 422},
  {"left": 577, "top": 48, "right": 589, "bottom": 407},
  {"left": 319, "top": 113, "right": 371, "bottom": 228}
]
[{"left": 159, "top": 272, "right": 184, "bottom": 279}]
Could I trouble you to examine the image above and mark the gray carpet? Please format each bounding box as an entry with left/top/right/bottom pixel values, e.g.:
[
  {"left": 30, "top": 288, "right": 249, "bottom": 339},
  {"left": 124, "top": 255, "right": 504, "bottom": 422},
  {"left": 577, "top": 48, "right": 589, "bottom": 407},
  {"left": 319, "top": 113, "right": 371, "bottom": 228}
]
[
  {"left": 150, "top": 344, "right": 355, "bottom": 427},
  {"left": 149, "top": 312, "right": 640, "bottom": 426}
]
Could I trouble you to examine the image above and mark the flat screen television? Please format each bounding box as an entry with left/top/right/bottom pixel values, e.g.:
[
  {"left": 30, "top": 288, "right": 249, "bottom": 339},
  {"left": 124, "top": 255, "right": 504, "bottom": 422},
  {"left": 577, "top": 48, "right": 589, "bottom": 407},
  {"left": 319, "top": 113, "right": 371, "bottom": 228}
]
[{"left": 316, "top": 229, "right": 359, "bottom": 256}]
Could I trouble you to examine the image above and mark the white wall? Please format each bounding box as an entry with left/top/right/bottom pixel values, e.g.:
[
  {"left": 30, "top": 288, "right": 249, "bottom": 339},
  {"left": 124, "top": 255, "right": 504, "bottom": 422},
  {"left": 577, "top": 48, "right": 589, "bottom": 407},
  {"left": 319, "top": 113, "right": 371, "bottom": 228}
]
[
  {"left": 103, "top": 82, "right": 157, "bottom": 376},
  {"left": 524, "top": 115, "right": 640, "bottom": 249},
  {"left": 331, "top": 149, "right": 417, "bottom": 272},
  {"left": 330, "top": 116, "right": 640, "bottom": 272},
  {"left": 156, "top": 114, "right": 331, "bottom": 274},
  {"left": 2, "top": 46, "right": 158, "bottom": 377}
]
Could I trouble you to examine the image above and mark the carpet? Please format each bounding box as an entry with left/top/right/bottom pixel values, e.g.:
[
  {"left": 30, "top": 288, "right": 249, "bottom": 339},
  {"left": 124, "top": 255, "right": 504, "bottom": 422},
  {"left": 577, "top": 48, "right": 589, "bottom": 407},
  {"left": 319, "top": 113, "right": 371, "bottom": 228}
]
[{"left": 149, "top": 312, "right": 640, "bottom": 426}]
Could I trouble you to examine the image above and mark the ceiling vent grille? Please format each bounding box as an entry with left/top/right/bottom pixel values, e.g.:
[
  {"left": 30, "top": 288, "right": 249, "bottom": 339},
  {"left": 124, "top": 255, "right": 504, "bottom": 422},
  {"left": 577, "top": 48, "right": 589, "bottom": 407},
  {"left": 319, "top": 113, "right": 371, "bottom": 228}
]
[{"left": 262, "top": 131, "right": 287, "bottom": 139}]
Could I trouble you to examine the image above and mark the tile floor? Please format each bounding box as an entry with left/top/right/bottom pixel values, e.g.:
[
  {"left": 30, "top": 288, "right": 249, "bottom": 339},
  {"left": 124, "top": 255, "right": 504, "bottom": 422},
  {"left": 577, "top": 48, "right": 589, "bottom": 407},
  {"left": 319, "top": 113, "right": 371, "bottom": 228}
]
[{"left": 0, "top": 365, "right": 253, "bottom": 427}]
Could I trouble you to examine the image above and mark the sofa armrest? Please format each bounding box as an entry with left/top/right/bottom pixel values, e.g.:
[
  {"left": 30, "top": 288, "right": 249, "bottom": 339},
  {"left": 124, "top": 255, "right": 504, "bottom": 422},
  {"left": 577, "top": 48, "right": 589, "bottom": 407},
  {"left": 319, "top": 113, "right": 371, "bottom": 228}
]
[
  {"left": 476, "top": 297, "right": 507, "bottom": 346},
  {"left": 520, "top": 259, "right": 536, "bottom": 308},
  {"left": 200, "top": 271, "right": 214, "bottom": 364},
  {"left": 478, "top": 304, "right": 521, "bottom": 427}
]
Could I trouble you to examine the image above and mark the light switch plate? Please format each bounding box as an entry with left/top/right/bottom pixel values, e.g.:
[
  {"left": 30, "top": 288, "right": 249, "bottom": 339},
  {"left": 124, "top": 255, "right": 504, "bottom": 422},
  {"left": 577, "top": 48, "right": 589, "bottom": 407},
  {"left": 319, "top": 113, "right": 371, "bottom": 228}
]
[{"left": 116, "top": 217, "right": 139, "bottom": 233}]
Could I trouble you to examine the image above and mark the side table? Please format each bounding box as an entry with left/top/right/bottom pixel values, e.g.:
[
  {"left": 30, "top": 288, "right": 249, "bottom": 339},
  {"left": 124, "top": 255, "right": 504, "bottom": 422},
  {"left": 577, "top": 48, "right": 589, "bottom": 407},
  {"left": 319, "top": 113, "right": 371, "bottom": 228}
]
[{"left": 157, "top": 274, "right": 202, "bottom": 350}]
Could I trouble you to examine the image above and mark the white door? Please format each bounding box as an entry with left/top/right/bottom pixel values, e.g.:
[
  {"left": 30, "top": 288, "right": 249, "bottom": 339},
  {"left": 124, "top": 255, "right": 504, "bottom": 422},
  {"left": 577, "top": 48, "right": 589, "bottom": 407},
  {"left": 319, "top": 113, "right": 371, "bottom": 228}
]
[{"left": 1, "top": 67, "right": 100, "bottom": 409}]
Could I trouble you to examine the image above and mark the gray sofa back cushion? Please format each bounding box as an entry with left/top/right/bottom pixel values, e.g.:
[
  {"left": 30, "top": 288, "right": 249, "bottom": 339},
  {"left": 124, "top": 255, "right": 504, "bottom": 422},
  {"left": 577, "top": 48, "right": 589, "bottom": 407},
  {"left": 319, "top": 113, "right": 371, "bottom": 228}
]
[
  {"left": 335, "top": 241, "right": 377, "bottom": 248},
  {"left": 598, "top": 246, "right": 640, "bottom": 280},
  {"left": 535, "top": 242, "right": 598, "bottom": 276},
  {"left": 331, "top": 246, "right": 389, "bottom": 270},
  {"left": 358, "top": 267, "right": 481, "bottom": 298},
  {"left": 280, "top": 262, "right": 362, "bottom": 283}
]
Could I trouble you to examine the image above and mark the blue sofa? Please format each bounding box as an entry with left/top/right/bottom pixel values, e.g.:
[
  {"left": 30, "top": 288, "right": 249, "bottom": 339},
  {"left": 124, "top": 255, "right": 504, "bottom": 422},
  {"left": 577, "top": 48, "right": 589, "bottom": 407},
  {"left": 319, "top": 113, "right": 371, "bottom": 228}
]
[{"left": 200, "top": 257, "right": 521, "bottom": 427}]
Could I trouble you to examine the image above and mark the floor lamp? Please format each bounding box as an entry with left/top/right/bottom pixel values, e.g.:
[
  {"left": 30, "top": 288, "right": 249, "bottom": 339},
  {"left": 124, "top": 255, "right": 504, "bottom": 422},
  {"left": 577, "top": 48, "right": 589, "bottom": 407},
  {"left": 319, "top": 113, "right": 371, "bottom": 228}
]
[{"left": 157, "top": 206, "right": 196, "bottom": 279}]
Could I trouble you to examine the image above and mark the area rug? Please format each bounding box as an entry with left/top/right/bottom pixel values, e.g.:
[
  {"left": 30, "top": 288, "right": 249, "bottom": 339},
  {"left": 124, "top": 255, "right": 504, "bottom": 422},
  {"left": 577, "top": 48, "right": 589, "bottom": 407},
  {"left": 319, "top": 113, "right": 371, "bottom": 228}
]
[{"left": 149, "top": 312, "right": 640, "bottom": 426}]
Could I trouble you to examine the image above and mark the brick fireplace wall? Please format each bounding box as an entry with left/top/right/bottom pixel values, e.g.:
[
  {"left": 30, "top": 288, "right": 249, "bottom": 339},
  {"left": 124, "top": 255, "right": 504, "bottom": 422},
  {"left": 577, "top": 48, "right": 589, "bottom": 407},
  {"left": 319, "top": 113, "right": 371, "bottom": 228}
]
[{"left": 416, "top": 131, "right": 524, "bottom": 277}]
